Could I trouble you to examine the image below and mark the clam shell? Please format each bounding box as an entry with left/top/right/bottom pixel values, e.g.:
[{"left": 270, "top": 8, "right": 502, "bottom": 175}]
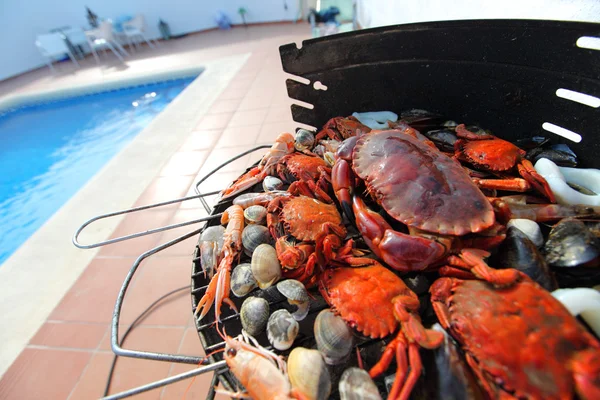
[
  {"left": 251, "top": 244, "right": 282, "bottom": 289},
  {"left": 314, "top": 309, "right": 353, "bottom": 365},
  {"left": 240, "top": 297, "right": 269, "bottom": 336},
  {"left": 263, "top": 176, "right": 284, "bottom": 192},
  {"left": 276, "top": 280, "right": 310, "bottom": 321},
  {"left": 230, "top": 263, "right": 258, "bottom": 297},
  {"left": 266, "top": 309, "right": 298, "bottom": 350},
  {"left": 294, "top": 129, "right": 315, "bottom": 151},
  {"left": 242, "top": 225, "right": 271, "bottom": 257},
  {"left": 288, "top": 347, "right": 331, "bottom": 400},
  {"left": 244, "top": 205, "right": 267, "bottom": 225},
  {"left": 339, "top": 367, "right": 382, "bottom": 400}
]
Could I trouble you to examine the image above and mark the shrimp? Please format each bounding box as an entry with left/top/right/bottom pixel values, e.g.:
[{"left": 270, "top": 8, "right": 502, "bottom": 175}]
[
  {"left": 220, "top": 133, "right": 295, "bottom": 199},
  {"left": 194, "top": 205, "right": 244, "bottom": 321},
  {"left": 220, "top": 332, "right": 297, "bottom": 400}
]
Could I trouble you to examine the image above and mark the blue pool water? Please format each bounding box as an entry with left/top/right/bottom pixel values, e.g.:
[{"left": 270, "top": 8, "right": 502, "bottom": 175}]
[{"left": 0, "top": 76, "right": 196, "bottom": 265}]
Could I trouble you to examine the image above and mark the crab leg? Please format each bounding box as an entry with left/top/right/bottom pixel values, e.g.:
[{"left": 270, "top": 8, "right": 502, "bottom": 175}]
[{"left": 220, "top": 133, "right": 294, "bottom": 199}]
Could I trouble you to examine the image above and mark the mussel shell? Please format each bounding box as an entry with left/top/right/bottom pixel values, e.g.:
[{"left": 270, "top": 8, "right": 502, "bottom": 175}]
[
  {"left": 240, "top": 297, "right": 269, "bottom": 336},
  {"left": 251, "top": 244, "right": 282, "bottom": 289},
  {"left": 276, "top": 280, "right": 310, "bottom": 320},
  {"left": 294, "top": 129, "right": 315, "bottom": 151},
  {"left": 526, "top": 147, "right": 578, "bottom": 167},
  {"left": 262, "top": 176, "right": 284, "bottom": 192},
  {"left": 412, "top": 324, "right": 485, "bottom": 400},
  {"left": 339, "top": 368, "right": 382, "bottom": 400},
  {"left": 544, "top": 218, "right": 600, "bottom": 268},
  {"left": 242, "top": 224, "right": 271, "bottom": 257},
  {"left": 424, "top": 128, "right": 458, "bottom": 152},
  {"left": 506, "top": 219, "right": 544, "bottom": 248},
  {"left": 490, "top": 227, "right": 558, "bottom": 291},
  {"left": 200, "top": 225, "right": 225, "bottom": 252},
  {"left": 514, "top": 136, "right": 549, "bottom": 150},
  {"left": 230, "top": 263, "right": 258, "bottom": 297},
  {"left": 266, "top": 309, "right": 299, "bottom": 350},
  {"left": 288, "top": 347, "right": 331, "bottom": 400},
  {"left": 244, "top": 205, "right": 268, "bottom": 225},
  {"left": 314, "top": 309, "right": 353, "bottom": 365}
]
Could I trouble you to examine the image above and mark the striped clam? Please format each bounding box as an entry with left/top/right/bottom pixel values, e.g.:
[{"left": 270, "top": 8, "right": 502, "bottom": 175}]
[
  {"left": 242, "top": 224, "right": 271, "bottom": 257},
  {"left": 339, "top": 367, "right": 382, "bottom": 400},
  {"left": 251, "top": 243, "right": 282, "bottom": 289},
  {"left": 276, "top": 279, "right": 310, "bottom": 321},
  {"left": 287, "top": 347, "right": 332, "bottom": 400},
  {"left": 230, "top": 263, "right": 258, "bottom": 297},
  {"left": 266, "top": 309, "right": 299, "bottom": 350},
  {"left": 294, "top": 129, "right": 315, "bottom": 152},
  {"left": 240, "top": 297, "right": 269, "bottom": 336},
  {"left": 244, "top": 205, "right": 268, "bottom": 225},
  {"left": 314, "top": 309, "right": 354, "bottom": 365},
  {"left": 263, "top": 176, "right": 284, "bottom": 192}
]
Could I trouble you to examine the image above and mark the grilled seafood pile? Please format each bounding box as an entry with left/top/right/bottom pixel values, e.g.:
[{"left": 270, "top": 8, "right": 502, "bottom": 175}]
[{"left": 193, "top": 111, "right": 600, "bottom": 400}]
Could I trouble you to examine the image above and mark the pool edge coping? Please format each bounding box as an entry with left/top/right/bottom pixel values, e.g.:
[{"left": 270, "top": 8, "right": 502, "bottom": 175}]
[{"left": 0, "top": 53, "right": 251, "bottom": 378}]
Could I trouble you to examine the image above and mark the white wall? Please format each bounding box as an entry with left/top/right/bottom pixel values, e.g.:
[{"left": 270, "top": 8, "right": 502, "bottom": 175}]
[
  {"left": 0, "top": 0, "right": 299, "bottom": 81},
  {"left": 356, "top": 0, "right": 600, "bottom": 29}
]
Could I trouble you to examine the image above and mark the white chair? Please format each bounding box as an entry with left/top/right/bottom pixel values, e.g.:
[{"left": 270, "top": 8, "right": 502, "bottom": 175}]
[
  {"left": 85, "top": 20, "right": 129, "bottom": 64},
  {"left": 121, "top": 15, "right": 158, "bottom": 52},
  {"left": 35, "top": 33, "right": 80, "bottom": 72}
]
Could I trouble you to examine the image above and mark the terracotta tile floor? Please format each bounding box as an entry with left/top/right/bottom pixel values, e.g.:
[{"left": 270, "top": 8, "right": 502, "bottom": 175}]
[{"left": 0, "top": 23, "right": 311, "bottom": 399}]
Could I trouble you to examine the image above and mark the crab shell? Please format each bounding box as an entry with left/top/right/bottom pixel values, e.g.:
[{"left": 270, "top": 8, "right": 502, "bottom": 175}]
[
  {"left": 431, "top": 276, "right": 600, "bottom": 399},
  {"left": 319, "top": 265, "right": 414, "bottom": 338},
  {"left": 280, "top": 196, "right": 346, "bottom": 241},
  {"left": 458, "top": 137, "right": 526, "bottom": 172},
  {"left": 352, "top": 129, "right": 494, "bottom": 236},
  {"left": 277, "top": 153, "right": 329, "bottom": 183}
]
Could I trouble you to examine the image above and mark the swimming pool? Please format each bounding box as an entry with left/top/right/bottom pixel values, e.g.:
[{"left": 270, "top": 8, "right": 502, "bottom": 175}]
[{"left": 0, "top": 76, "right": 196, "bottom": 265}]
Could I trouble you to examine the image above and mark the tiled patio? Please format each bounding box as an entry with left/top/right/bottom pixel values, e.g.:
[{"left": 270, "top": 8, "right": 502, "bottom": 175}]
[{"left": 0, "top": 23, "right": 311, "bottom": 399}]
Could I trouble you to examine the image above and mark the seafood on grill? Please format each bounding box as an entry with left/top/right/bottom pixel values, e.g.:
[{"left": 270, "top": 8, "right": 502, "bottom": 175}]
[
  {"left": 332, "top": 125, "right": 517, "bottom": 286},
  {"left": 287, "top": 347, "right": 332, "bottom": 400},
  {"left": 316, "top": 115, "right": 371, "bottom": 141},
  {"left": 220, "top": 132, "right": 295, "bottom": 199},
  {"left": 233, "top": 190, "right": 291, "bottom": 209},
  {"left": 319, "top": 261, "right": 444, "bottom": 400},
  {"left": 490, "top": 226, "right": 558, "bottom": 291},
  {"left": 244, "top": 205, "right": 268, "bottom": 225},
  {"left": 267, "top": 309, "right": 299, "bottom": 351},
  {"left": 198, "top": 225, "right": 226, "bottom": 279},
  {"left": 263, "top": 176, "right": 284, "bottom": 192},
  {"left": 230, "top": 263, "right": 258, "bottom": 297},
  {"left": 339, "top": 367, "right": 382, "bottom": 400},
  {"left": 314, "top": 308, "right": 354, "bottom": 365},
  {"left": 294, "top": 129, "right": 316, "bottom": 153},
  {"left": 453, "top": 124, "right": 556, "bottom": 201},
  {"left": 251, "top": 243, "right": 282, "bottom": 289},
  {"left": 506, "top": 218, "right": 544, "bottom": 247},
  {"left": 242, "top": 224, "right": 272, "bottom": 257},
  {"left": 430, "top": 274, "right": 600, "bottom": 399},
  {"left": 240, "top": 296, "right": 269, "bottom": 336},
  {"left": 194, "top": 205, "right": 244, "bottom": 321},
  {"left": 221, "top": 331, "right": 294, "bottom": 400},
  {"left": 276, "top": 279, "right": 310, "bottom": 321},
  {"left": 267, "top": 194, "right": 351, "bottom": 284},
  {"left": 535, "top": 158, "right": 600, "bottom": 206}
]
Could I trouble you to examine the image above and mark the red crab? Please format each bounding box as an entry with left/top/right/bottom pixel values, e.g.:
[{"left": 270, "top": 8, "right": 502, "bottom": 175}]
[
  {"left": 267, "top": 195, "right": 351, "bottom": 284},
  {"left": 319, "top": 262, "right": 443, "bottom": 400},
  {"left": 315, "top": 116, "right": 371, "bottom": 141},
  {"left": 431, "top": 275, "right": 600, "bottom": 399},
  {"left": 454, "top": 124, "right": 556, "bottom": 202},
  {"left": 276, "top": 153, "right": 333, "bottom": 203},
  {"left": 332, "top": 123, "right": 516, "bottom": 285}
]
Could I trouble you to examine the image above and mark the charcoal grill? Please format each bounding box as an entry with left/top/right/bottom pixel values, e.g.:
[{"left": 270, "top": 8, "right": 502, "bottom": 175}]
[{"left": 74, "top": 19, "right": 600, "bottom": 399}]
